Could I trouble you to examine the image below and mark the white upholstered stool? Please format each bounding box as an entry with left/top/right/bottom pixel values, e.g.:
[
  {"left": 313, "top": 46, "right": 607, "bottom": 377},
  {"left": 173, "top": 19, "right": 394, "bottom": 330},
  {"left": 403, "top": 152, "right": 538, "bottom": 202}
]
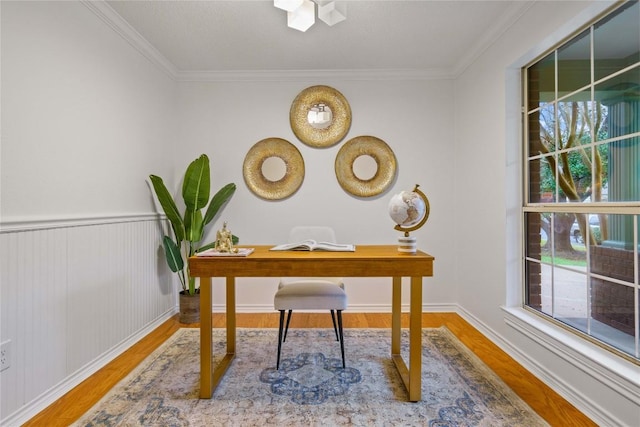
[{"left": 274, "top": 279, "right": 348, "bottom": 370}]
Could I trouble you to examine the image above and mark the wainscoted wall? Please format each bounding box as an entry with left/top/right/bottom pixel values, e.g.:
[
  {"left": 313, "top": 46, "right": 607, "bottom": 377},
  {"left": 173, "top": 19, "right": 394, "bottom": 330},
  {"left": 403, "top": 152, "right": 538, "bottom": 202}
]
[
  {"left": 3, "top": 1, "right": 638, "bottom": 426},
  {"left": 0, "top": 216, "right": 175, "bottom": 424}
]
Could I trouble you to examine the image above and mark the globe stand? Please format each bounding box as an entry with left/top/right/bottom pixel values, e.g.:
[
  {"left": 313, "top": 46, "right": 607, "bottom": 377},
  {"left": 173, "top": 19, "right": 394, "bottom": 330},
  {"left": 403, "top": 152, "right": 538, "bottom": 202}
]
[
  {"left": 397, "top": 233, "right": 417, "bottom": 253},
  {"left": 389, "top": 184, "right": 430, "bottom": 254}
]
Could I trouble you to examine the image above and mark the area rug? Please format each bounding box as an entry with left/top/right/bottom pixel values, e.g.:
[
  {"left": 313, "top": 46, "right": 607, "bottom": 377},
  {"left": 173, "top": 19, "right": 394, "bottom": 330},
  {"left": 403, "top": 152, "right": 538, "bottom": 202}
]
[{"left": 74, "top": 328, "right": 548, "bottom": 426}]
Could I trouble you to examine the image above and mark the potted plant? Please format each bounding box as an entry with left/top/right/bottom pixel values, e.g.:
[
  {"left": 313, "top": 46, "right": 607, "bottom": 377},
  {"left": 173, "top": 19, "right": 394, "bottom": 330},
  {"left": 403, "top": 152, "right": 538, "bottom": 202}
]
[{"left": 149, "top": 154, "right": 237, "bottom": 323}]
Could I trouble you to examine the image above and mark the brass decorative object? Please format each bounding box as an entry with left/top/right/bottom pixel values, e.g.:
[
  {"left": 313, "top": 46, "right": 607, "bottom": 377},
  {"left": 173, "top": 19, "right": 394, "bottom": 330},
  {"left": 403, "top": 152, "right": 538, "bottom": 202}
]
[
  {"left": 389, "top": 184, "right": 430, "bottom": 253},
  {"left": 243, "top": 137, "right": 305, "bottom": 200},
  {"left": 290, "top": 85, "right": 351, "bottom": 148},
  {"left": 214, "top": 222, "right": 237, "bottom": 253},
  {"left": 334, "top": 135, "right": 397, "bottom": 197}
]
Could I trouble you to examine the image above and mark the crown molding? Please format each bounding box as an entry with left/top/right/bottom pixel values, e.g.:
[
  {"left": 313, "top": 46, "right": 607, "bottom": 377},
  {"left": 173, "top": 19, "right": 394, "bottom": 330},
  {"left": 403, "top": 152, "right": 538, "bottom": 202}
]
[
  {"left": 176, "top": 68, "right": 454, "bottom": 82},
  {"left": 81, "top": 0, "right": 178, "bottom": 80},
  {"left": 451, "top": 1, "right": 535, "bottom": 77},
  {"left": 79, "top": 0, "right": 546, "bottom": 82},
  {"left": 82, "top": 1, "right": 454, "bottom": 82}
]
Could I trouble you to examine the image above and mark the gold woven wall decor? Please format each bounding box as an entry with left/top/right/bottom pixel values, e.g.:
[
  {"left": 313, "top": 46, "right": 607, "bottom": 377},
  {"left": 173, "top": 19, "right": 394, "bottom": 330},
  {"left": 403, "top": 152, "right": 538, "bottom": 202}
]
[
  {"left": 243, "top": 138, "right": 305, "bottom": 200},
  {"left": 290, "top": 85, "right": 351, "bottom": 148},
  {"left": 335, "top": 135, "right": 397, "bottom": 197}
]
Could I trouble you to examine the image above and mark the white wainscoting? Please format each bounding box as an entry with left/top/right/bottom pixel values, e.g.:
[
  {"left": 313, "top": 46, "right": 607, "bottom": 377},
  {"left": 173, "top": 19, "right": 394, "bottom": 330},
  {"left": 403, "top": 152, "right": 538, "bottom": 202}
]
[{"left": 0, "top": 215, "right": 176, "bottom": 425}]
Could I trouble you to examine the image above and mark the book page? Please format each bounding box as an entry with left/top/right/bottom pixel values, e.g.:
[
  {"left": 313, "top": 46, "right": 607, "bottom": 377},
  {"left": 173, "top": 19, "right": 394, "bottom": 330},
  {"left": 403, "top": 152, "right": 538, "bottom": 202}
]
[
  {"left": 270, "top": 240, "right": 315, "bottom": 251},
  {"left": 270, "top": 240, "right": 355, "bottom": 252}
]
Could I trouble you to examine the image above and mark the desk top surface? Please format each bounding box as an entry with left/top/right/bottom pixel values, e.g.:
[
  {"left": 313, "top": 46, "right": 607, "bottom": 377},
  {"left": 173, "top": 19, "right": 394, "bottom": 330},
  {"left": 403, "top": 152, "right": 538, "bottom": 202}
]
[{"left": 189, "top": 245, "right": 434, "bottom": 277}]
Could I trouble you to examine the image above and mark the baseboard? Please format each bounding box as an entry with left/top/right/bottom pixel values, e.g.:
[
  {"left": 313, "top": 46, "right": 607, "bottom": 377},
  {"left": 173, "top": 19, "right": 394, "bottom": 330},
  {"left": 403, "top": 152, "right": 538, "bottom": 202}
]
[
  {"left": 1, "top": 308, "right": 178, "bottom": 427},
  {"left": 501, "top": 307, "right": 637, "bottom": 427},
  {"left": 214, "top": 302, "right": 460, "bottom": 313},
  {"left": 454, "top": 304, "right": 634, "bottom": 427}
]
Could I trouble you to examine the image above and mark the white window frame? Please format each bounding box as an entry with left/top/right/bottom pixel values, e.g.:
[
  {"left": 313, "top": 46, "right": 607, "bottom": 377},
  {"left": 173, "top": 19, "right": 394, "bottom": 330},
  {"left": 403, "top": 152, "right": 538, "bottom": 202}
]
[
  {"left": 520, "top": 0, "right": 640, "bottom": 363},
  {"left": 502, "top": 2, "right": 640, "bottom": 424}
]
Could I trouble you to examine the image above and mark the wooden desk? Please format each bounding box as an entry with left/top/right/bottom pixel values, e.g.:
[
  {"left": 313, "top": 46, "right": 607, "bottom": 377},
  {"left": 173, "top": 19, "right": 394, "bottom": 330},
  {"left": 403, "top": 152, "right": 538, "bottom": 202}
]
[{"left": 189, "top": 245, "right": 434, "bottom": 401}]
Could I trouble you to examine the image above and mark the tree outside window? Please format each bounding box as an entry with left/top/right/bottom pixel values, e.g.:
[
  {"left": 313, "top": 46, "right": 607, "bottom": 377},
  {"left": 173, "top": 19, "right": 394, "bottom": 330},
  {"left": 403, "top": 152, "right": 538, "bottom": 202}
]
[{"left": 523, "top": 0, "right": 639, "bottom": 361}]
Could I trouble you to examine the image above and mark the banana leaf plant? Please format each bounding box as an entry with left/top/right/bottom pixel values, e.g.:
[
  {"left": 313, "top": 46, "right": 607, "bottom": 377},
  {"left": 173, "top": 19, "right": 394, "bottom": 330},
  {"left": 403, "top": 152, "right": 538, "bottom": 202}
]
[{"left": 149, "top": 154, "right": 237, "bottom": 295}]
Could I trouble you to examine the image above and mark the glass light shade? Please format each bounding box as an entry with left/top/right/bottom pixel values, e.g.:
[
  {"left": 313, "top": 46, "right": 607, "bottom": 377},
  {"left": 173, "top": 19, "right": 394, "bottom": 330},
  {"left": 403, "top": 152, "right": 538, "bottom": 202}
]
[
  {"left": 274, "top": 0, "right": 304, "bottom": 12},
  {"left": 287, "top": 0, "right": 315, "bottom": 32},
  {"left": 318, "top": 1, "right": 346, "bottom": 26}
]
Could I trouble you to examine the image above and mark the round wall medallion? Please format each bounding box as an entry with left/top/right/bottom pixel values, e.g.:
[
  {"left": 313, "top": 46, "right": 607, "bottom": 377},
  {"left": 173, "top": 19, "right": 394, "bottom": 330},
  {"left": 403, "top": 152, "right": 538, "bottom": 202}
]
[
  {"left": 290, "top": 85, "right": 352, "bottom": 148},
  {"left": 243, "top": 138, "right": 305, "bottom": 200},
  {"left": 335, "top": 135, "right": 397, "bottom": 197}
]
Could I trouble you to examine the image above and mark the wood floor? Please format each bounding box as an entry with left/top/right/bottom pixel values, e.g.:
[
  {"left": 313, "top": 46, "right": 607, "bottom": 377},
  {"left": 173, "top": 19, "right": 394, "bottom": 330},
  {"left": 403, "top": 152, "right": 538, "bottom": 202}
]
[{"left": 24, "top": 312, "right": 596, "bottom": 427}]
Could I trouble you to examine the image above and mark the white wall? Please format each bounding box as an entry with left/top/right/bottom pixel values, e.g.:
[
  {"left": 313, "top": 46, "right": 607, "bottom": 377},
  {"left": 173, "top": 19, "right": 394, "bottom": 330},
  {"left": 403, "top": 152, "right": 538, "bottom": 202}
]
[
  {"left": 175, "top": 78, "right": 456, "bottom": 310},
  {"left": 1, "top": 1, "right": 176, "bottom": 221},
  {"left": 1, "top": 2, "right": 457, "bottom": 422},
  {"left": 1, "top": 1, "right": 177, "bottom": 424},
  {"left": 454, "top": 1, "right": 640, "bottom": 425}
]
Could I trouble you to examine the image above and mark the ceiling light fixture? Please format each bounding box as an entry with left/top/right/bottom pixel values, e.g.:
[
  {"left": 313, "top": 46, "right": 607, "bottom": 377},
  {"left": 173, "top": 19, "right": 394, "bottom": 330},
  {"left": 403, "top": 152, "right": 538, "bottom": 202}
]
[
  {"left": 275, "top": 0, "right": 346, "bottom": 32},
  {"left": 274, "top": 0, "right": 304, "bottom": 13},
  {"left": 318, "top": 1, "right": 346, "bottom": 26},
  {"left": 287, "top": 0, "right": 315, "bottom": 32}
]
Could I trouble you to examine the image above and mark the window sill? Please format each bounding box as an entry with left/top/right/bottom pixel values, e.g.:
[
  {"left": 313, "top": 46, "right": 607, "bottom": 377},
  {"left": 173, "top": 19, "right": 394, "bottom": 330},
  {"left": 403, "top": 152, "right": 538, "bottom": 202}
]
[{"left": 501, "top": 306, "right": 639, "bottom": 402}]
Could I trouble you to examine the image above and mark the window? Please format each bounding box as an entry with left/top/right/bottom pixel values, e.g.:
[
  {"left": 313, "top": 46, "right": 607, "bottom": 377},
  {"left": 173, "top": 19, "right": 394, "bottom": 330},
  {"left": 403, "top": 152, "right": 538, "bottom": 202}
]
[{"left": 523, "top": 0, "right": 640, "bottom": 361}]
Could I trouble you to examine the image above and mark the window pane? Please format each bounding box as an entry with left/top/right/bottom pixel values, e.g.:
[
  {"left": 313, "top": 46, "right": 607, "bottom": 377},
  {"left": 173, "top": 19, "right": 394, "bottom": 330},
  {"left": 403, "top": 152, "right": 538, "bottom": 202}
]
[
  {"left": 558, "top": 29, "right": 591, "bottom": 94},
  {"left": 592, "top": 142, "right": 609, "bottom": 200},
  {"left": 533, "top": 261, "right": 551, "bottom": 315},
  {"left": 552, "top": 267, "right": 589, "bottom": 333},
  {"left": 594, "top": 213, "right": 638, "bottom": 251},
  {"left": 574, "top": 212, "right": 605, "bottom": 246},
  {"left": 590, "top": 223, "right": 635, "bottom": 284},
  {"left": 526, "top": 260, "right": 544, "bottom": 310},
  {"left": 525, "top": 212, "right": 545, "bottom": 258},
  {"left": 595, "top": 67, "right": 640, "bottom": 142},
  {"left": 528, "top": 51, "right": 555, "bottom": 110},
  {"left": 552, "top": 213, "right": 587, "bottom": 265},
  {"left": 557, "top": 95, "right": 594, "bottom": 147},
  {"left": 537, "top": 103, "right": 556, "bottom": 152},
  {"left": 559, "top": 146, "right": 593, "bottom": 203},
  {"left": 594, "top": 1, "right": 640, "bottom": 81},
  {"left": 527, "top": 110, "right": 544, "bottom": 158},
  {"left": 607, "top": 137, "right": 640, "bottom": 203},
  {"left": 529, "top": 155, "right": 556, "bottom": 203},
  {"left": 591, "top": 279, "right": 636, "bottom": 355}
]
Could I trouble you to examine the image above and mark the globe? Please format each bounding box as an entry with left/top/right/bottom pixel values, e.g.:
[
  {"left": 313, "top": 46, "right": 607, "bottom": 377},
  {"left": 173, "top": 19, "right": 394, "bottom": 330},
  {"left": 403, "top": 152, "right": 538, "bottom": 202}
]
[
  {"left": 388, "top": 184, "right": 430, "bottom": 234},
  {"left": 388, "top": 185, "right": 430, "bottom": 253}
]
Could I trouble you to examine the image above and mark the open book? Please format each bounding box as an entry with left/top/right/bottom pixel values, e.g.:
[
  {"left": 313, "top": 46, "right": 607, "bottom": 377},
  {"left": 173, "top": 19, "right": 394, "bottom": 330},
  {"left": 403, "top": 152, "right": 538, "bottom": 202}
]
[{"left": 270, "top": 240, "right": 355, "bottom": 252}]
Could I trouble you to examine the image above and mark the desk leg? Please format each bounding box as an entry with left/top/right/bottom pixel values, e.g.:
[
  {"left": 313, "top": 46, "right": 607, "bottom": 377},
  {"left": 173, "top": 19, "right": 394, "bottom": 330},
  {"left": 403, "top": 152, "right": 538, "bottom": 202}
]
[
  {"left": 226, "top": 276, "right": 236, "bottom": 354},
  {"left": 391, "top": 276, "right": 423, "bottom": 402},
  {"left": 391, "top": 276, "right": 413, "bottom": 400},
  {"left": 199, "top": 276, "right": 237, "bottom": 399},
  {"left": 391, "top": 276, "right": 402, "bottom": 355},
  {"left": 208, "top": 277, "right": 237, "bottom": 394},
  {"left": 408, "top": 276, "right": 423, "bottom": 402},
  {"left": 199, "top": 277, "right": 213, "bottom": 398}
]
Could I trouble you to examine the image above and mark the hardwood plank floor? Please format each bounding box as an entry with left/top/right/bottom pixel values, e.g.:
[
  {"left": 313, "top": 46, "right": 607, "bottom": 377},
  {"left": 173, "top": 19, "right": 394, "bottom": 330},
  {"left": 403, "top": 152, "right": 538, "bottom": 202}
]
[{"left": 24, "top": 312, "right": 596, "bottom": 427}]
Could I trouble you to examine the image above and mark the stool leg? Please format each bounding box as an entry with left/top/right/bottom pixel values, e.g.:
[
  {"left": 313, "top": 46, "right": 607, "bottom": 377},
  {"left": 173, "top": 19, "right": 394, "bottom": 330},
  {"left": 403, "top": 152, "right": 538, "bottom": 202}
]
[
  {"left": 330, "top": 310, "right": 339, "bottom": 341},
  {"left": 283, "top": 309, "right": 293, "bottom": 342},
  {"left": 337, "top": 310, "right": 345, "bottom": 368},
  {"left": 277, "top": 310, "right": 285, "bottom": 370}
]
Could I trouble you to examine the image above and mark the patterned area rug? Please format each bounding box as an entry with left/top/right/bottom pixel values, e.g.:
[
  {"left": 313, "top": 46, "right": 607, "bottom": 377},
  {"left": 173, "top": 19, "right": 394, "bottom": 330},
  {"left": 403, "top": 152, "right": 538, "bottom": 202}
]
[{"left": 75, "top": 328, "right": 548, "bottom": 426}]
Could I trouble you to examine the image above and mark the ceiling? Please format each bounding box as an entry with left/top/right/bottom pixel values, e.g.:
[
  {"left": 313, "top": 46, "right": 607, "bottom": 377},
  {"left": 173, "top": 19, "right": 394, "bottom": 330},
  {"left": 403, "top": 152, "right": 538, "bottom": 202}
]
[{"left": 105, "top": 0, "right": 533, "bottom": 77}]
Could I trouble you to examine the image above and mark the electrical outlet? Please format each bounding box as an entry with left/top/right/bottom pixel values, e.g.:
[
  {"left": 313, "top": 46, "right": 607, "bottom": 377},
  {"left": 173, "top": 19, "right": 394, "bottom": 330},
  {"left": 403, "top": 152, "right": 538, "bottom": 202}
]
[{"left": 1, "top": 340, "right": 11, "bottom": 372}]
